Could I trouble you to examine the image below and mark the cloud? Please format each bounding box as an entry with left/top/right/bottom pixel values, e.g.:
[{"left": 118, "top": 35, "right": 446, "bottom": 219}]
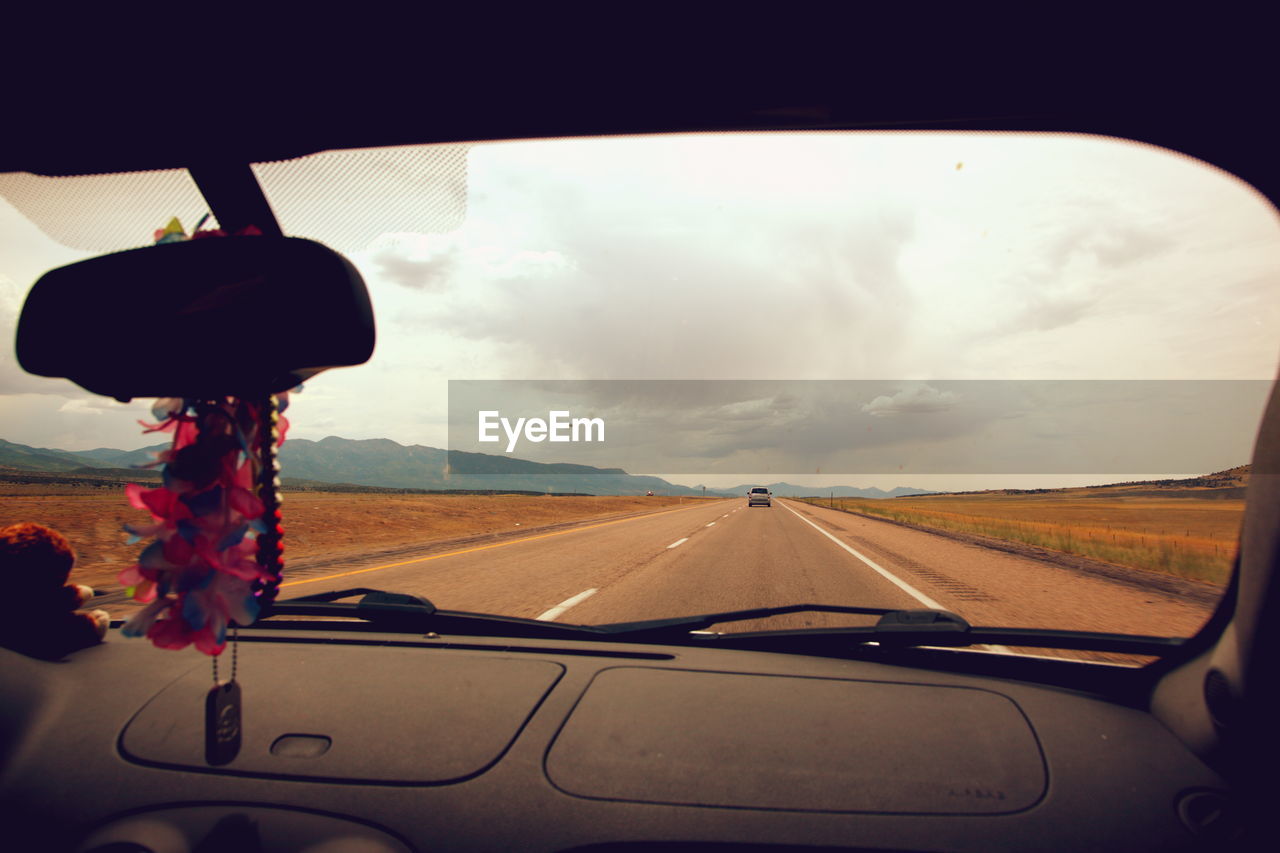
[
  {"left": 475, "top": 248, "right": 569, "bottom": 279},
  {"left": 1019, "top": 288, "right": 1095, "bottom": 332},
  {"left": 359, "top": 232, "right": 571, "bottom": 301},
  {"left": 57, "top": 398, "right": 105, "bottom": 416},
  {"left": 1090, "top": 224, "right": 1172, "bottom": 268},
  {"left": 861, "top": 385, "right": 959, "bottom": 417},
  {"left": 368, "top": 234, "right": 462, "bottom": 291},
  {"left": 708, "top": 395, "right": 802, "bottom": 422},
  {"left": 5, "top": 134, "right": 1274, "bottom": 478},
  {"left": 449, "top": 379, "right": 1000, "bottom": 473},
  {"left": 423, "top": 196, "right": 919, "bottom": 381},
  {"left": 998, "top": 203, "right": 1175, "bottom": 335},
  {"left": 55, "top": 396, "right": 136, "bottom": 418},
  {"left": 0, "top": 393, "right": 155, "bottom": 451}
]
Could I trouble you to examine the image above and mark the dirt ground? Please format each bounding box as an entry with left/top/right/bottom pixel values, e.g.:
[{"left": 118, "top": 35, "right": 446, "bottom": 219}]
[
  {"left": 817, "top": 493, "right": 1244, "bottom": 584},
  {"left": 0, "top": 484, "right": 701, "bottom": 592}
]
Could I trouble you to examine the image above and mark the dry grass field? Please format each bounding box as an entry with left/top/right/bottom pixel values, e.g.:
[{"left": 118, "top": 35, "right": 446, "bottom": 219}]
[
  {"left": 803, "top": 488, "right": 1243, "bottom": 585},
  {"left": 0, "top": 483, "right": 701, "bottom": 592}
]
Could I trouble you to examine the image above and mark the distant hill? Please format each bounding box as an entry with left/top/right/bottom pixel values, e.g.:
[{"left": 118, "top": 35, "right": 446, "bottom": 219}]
[
  {"left": 67, "top": 444, "right": 168, "bottom": 468},
  {"left": 726, "top": 482, "right": 935, "bottom": 499},
  {"left": 1109, "top": 465, "right": 1251, "bottom": 490},
  {"left": 929, "top": 465, "right": 1252, "bottom": 501},
  {"left": 2, "top": 436, "right": 939, "bottom": 497},
  {"left": 0, "top": 436, "right": 724, "bottom": 496},
  {"left": 0, "top": 465, "right": 601, "bottom": 496},
  {"left": 0, "top": 438, "right": 129, "bottom": 472},
  {"left": 276, "top": 437, "right": 721, "bottom": 495}
]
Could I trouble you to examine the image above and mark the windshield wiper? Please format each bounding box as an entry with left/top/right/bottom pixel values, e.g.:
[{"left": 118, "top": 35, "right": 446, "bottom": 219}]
[
  {"left": 265, "top": 589, "right": 909, "bottom": 641},
  {"left": 700, "top": 610, "right": 1186, "bottom": 657},
  {"left": 263, "top": 589, "right": 1183, "bottom": 656},
  {"left": 264, "top": 590, "right": 902, "bottom": 642},
  {"left": 263, "top": 588, "right": 605, "bottom": 641},
  {"left": 574, "top": 605, "right": 1182, "bottom": 656}
]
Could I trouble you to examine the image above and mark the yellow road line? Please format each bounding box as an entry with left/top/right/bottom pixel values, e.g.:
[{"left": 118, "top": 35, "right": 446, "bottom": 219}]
[{"left": 279, "top": 501, "right": 717, "bottom": 588}]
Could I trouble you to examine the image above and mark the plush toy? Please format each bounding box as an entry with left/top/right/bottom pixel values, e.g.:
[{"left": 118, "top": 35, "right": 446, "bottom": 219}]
[{"left": 0, "top": 522, "right": 109, "bottom": 659}]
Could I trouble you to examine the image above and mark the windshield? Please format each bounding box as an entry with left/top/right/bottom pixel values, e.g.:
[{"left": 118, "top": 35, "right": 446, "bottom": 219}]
[{"left": 3, "top": 132, "right": 1277, "bottom": 665}]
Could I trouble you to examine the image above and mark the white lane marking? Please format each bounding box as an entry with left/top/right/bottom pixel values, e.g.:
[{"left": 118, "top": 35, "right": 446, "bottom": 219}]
[
  {"left": 721, "top": 514, "right": 729, "bottom": 518},
  {"left": 537, "top": 588, "right": 597, "bottom": 621},
  {"left": 705, "top": 522, "right": 716, "bottom": 527},
  {"left": 780, "top": 502, "right": 944, "bottom": 610},
  {"left": 780, "top": 503, "right": 1012, "bottom": 654},
  {"left": 667, "top": 537, "right": 689, "bottom": 549},
  {"left": 964, "top": 642, "right": 1015, "bottom": 655}
]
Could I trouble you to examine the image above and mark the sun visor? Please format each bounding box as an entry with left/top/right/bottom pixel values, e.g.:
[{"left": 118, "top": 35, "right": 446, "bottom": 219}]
[{"left": 15, "top": 236, "right": 375, "bottom": 401}]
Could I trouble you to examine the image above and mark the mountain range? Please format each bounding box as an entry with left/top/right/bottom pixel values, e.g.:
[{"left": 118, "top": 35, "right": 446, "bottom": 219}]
[
  {"left": 0, "top": 437, "right": 932, "bottom": 498},
  {"left": 725, "top": 482, "right": 934, "bottom": 499}
]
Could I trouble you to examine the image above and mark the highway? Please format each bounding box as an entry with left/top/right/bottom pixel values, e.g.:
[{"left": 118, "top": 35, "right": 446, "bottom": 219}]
[{"left": 272, "top": 498, "right": 1217, "bottom": 650}]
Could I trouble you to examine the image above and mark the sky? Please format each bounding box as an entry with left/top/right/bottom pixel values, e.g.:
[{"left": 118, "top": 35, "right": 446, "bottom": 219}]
[{"left": 2, "top": 132, "right": 1278, "bottom": 490}]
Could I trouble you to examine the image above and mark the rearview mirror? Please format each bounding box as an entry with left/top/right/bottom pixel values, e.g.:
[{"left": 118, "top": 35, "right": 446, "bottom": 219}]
[{"left": 16, "top": 236, "right": 375, "bottom": 401}]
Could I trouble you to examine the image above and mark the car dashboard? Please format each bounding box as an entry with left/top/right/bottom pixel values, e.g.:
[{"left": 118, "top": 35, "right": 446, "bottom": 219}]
[{"left": 0, "top": 625, "right": 1226, "bottom": 852}]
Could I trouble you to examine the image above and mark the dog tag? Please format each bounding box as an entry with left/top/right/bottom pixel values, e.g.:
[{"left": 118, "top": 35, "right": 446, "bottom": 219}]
[{"left": 205, "top": 680, "right": 242, "bottom": 766}]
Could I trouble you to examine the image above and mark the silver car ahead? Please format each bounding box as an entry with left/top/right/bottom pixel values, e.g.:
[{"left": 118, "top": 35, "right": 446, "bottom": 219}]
[{"left": 747, "top": 487, "right": 772, "bottom": 507}]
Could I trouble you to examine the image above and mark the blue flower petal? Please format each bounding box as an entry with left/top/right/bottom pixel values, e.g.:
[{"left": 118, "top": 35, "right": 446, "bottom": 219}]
[
  {"left": 181, "top": 486, "right": 224, "bottom": 516},
  {"left": 216, "top": 524, "right": 248, "bottom": 551},
  {"left": 177, "top": 519, "right": 200, "bottom": 543},
  {"left": 183, "top": 592, "right": 206, "bottom": 630},
  {"left": 177, "top": 568, "right": 215, "bottom": 593},
  {"left": 139, "top": 541, "right": 170, "bottom": 569}
]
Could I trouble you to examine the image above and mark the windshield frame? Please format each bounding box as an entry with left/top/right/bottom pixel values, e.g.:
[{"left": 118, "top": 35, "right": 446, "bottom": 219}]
[{"left": 3, "top": 124, "right": 1275, "bottom": 679}]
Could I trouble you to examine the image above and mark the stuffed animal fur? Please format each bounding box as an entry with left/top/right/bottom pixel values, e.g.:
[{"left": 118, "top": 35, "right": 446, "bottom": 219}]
[{"left": 0, "top": 522, "right": 109, "bottom": 659}]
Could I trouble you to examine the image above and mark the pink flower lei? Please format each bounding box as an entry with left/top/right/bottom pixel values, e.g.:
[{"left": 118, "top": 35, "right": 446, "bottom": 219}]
[{"left": 119, "top": 395, "right": 290, "bottom": 655}]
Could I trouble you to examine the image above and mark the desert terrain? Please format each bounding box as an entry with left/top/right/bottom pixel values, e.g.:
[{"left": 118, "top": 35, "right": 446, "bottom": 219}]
[
  {"left": 798, "top": 468, "right": 1248, "bottom": 587},
  {"left": 0, "top": 480, "right": 700, "bottom": 593}
]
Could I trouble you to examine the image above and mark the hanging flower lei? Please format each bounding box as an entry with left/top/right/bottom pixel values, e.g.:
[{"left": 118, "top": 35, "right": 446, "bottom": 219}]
[
  {"left": 118, "top": 395, "right": 289, "bottom": 655},
  {"left": 117, "top": 216, "right": 287, "bottom": 655}
]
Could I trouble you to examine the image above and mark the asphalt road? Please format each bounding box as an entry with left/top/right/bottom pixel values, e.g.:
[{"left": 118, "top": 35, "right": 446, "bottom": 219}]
[{"left": 270, "top": 498, "right": 1217, "bottom": 645}]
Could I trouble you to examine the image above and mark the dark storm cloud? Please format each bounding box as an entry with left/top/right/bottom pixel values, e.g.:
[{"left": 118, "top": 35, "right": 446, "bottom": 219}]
[
  {"left": 1089, "top": 224, "right": 1173, "bottom": 268},
  {"left": 432, "top": 188, "right": 920, "bottom": 379},
  {"left": 370, "top": 239, "right": 461, "bottom": 291},
  {"left": 862, "top": 385, "right": 959, "bottom": 417},
  {"left": 449, "top": 380, "right": 1271, "bottom": 475},
  {"left": 1002, "top": 207, "right": 1175, "bottom": 335},
  {"left": 1044, "top": 221, "right": 1162, "bottom": 271}
]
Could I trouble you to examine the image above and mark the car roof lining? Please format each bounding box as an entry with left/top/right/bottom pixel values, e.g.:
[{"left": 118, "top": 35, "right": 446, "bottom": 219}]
[{"left": 3, "top": 85, "right": 1277, "bottom": 208}]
